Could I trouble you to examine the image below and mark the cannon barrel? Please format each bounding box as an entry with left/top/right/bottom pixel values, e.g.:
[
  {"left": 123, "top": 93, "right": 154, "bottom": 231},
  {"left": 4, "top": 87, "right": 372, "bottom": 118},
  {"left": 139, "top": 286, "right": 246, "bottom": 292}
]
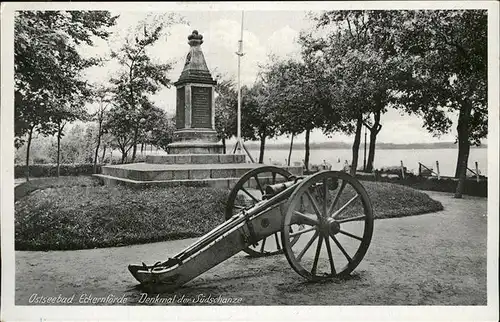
[
  {"left": 264, "top": 177, "right": 339, "bottom": 200},
  {"left": 263, "top": 180, "right": 298, "bottom": 199}
]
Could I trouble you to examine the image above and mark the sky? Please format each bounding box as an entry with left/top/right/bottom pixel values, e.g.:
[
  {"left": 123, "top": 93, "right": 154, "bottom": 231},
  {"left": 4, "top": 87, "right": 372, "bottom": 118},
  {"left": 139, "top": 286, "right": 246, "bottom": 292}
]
[{"left": 82, "top": 10, "right": 461, "bottom": 145}]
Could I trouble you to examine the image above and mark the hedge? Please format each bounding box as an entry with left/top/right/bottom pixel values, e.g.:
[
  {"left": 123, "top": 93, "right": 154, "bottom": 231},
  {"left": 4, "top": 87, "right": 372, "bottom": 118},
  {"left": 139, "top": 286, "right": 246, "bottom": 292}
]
[
  {"left": 356, "top": 173, "right": 487, "bottom": 197},
  {"left": 14, "top": 163, "right": 103, "bottom": 178}
]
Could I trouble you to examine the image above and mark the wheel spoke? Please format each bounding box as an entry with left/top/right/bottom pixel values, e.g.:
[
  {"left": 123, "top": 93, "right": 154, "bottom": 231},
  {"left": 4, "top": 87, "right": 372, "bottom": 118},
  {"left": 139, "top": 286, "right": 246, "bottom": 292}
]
[
  {"left": 339, "top": 229, "right": 363, "bottom": 241},
  {"left": 336, "top": 215, "right": 366, "bottom": 224},
  {"left": 296, "top": 231, "right": 319, "bottom": 262},
  {"left": 292, "top": 210, "right": 318, "bottom": 226},
  {"left": 332, "top": 194, "right": 360, "bottom": 219},
  {"left": 274, "top": 233, "right": 281, "bottom": 250},
  {"left": 240, "top": 187, "right": 259, "bottom": 203},
  {"left": 323, "top": 232, "right": 337, "bottom": 275},
  {"left": 254, "top": 175, "right": 264, "bottom": 194},
  {"left": 323, "top": 178, "right": 328, "bottom": 218},
  {"left": 311, "top": 235, "right": 323, "bottom": 275},
  {"left": 330, "top": 234, "right": 352, "bottom": 263},
  {"left": 305, "top": 190, "right": 323, "bottom": 219},
  {"left": 328, "top": 180, "right": 346, "bottom": 217},
  {"left": 289, "top": 225, "right": 316, "bottom": 238},
  {"left": 260, "top": 237, "right": 267, "bottom": 253}
]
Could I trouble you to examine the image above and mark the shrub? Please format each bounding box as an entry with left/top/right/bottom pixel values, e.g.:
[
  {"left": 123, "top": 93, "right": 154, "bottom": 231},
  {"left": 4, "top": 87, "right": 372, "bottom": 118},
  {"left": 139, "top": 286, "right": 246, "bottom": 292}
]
[
  {"left": 15, "top": 185, "right": 229, "bottom": 251},
  {"left": 15, "top": 176, "right": 101, "bottom": 201},
  {"left": 356, "top": 173, "right": 487, "bottom": 197}
]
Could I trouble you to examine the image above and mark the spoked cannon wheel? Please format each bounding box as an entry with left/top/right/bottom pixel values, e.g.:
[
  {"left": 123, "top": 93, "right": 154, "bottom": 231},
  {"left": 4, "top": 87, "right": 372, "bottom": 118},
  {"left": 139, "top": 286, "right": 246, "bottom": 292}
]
[
  {"left": 281, "top": 171, "right": 373, "bottom": 280},
  {"left": 225, "top": 166, "right": 300, "bottom": 257}
]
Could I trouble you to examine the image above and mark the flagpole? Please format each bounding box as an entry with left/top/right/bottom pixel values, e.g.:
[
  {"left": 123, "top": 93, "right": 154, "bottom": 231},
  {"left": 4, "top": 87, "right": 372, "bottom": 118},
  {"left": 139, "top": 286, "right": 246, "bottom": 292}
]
[{"left": 236, "top": 11, "right": 244, "bottom": 153}]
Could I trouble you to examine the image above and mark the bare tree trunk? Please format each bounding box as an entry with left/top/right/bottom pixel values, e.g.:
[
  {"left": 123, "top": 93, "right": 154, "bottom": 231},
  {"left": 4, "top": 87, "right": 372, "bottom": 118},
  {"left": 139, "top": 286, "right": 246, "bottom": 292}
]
[
  {"left": 454, "top": 100, "right": 472, "bottom": 198},
  {"left": 56, "top": 121, "right": 65, "bottom": 178},
  {"left": 304, "top": 129, "right": 311, "bottom": 172},
  {"left": 131, "top": 125, "right": 139, "bottom": 162},
  {"left": 121, "top": 150, "right": 127, "bottom": 164},
  {"left": 101, "top": 145, "right": 107, "bottom": 162},
  {"left": 287, "top": 134, "right": 294, "bottom": 166},
  {"left": 94, "top": 120, "right": 103, "bottom": 174},
  {"left": 258, "top": 132, "right": 266, "bottom": 164},
  {"left": 350, "top": 116, "right": 363, "bottom": 176},
  {"left": 366, "top": 109, "right": 382, "bottom": 172},
  {"left": 222, "top": 137, "right": 226, "bottom": 154},
  {"left": 56, "top": 125, "right": 61, "bottom": 177},
  {"left": 25, "top": 126, "right": 34, "bottom": 182}
]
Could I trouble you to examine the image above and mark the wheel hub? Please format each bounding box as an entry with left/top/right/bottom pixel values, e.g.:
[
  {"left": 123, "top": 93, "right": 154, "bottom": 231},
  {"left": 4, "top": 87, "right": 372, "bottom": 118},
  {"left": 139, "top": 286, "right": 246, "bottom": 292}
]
[{"left": 328, "top": 220, "right": 341, "bottom": 235}]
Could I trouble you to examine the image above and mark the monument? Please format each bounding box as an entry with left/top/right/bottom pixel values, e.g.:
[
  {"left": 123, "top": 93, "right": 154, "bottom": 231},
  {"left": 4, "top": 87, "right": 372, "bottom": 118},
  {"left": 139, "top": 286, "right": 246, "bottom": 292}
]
[
  {"left": 167, "top": 30, "right": 223, "bottom": 154},
  {"left": 94, "top": 30, "right": 302, "bottom": 189}
]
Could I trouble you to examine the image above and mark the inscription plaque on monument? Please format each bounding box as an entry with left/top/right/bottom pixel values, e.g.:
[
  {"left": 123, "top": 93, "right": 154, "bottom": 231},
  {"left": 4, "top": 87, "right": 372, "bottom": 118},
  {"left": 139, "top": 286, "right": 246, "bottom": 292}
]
[
  {"left": 176, "top": 87, "right": 185, "bottom": 129},
  {"left": 191, "top": 86, "right": 212, "bottom": 128}
]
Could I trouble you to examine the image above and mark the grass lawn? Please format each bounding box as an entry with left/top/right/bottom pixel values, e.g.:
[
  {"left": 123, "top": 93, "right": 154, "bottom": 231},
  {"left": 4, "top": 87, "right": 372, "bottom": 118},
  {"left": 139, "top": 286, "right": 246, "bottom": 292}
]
[{"left": 15, "top": 176, "right": 443, "bottom": 251}]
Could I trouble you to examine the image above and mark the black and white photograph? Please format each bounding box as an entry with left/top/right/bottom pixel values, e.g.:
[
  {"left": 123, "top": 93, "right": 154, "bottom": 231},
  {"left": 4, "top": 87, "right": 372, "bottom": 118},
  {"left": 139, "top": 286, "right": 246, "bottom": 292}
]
[{"left": 1, "top": 1, "right": 499, "bottom": 321}]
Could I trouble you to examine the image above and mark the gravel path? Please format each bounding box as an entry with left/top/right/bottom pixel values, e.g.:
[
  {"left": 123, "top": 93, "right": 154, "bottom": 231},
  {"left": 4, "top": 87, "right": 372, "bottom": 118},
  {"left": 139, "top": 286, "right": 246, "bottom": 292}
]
[{"left": 15, "top": 191, "right": 487, "bottom": 305}]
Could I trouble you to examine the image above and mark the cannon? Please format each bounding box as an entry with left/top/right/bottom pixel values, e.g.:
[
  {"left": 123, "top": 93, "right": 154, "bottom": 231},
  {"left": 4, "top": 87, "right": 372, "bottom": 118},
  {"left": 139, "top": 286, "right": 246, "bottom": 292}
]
[{"left": 128, "top": 166, "right": 374, "bottom": 292}]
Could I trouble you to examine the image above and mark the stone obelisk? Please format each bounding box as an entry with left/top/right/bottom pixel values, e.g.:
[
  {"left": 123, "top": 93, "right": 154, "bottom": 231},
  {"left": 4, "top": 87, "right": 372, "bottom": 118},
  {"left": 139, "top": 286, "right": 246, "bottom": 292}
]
[{"left": 167, "top": 30, "right": 224, "bottom": 154}]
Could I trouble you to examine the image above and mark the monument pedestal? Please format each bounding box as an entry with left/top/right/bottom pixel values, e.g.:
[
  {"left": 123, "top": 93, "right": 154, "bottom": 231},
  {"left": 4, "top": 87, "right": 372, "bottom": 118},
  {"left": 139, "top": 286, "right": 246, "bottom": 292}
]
[
  {"left": 167, "top": 30, "right": 223, "bottom": 154},
  {"left": 168, "top": 128, "right": 223, "bottom": 154},
  {"left": 167, "top": 141, "right": 224, "bottom": 154}
]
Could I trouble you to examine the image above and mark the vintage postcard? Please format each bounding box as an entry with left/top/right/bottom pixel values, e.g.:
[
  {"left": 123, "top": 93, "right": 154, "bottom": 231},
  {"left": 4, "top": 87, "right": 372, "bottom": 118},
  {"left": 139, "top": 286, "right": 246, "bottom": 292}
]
[{"left": 1, "top": 1, "right": 499, "bottom": 321}]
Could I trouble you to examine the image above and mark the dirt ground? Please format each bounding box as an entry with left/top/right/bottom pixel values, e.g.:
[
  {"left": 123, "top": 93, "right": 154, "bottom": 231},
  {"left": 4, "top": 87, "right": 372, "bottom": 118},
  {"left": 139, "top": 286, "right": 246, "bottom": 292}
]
[{"left": 15, "top": 191, "right": 487, "bottom": 306}]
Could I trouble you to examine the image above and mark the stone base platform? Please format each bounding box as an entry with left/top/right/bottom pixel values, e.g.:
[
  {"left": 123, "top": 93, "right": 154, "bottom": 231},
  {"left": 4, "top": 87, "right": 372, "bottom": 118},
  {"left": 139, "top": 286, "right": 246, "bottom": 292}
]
[
  {"left": 167, "top": 141, "right": 224, "bottom": 154},
  {"left": 146, "top": 154, "right": 245, "bottom": 164},
  {"left": 93, "top": 162, "right": 303, "bottom": 189}
]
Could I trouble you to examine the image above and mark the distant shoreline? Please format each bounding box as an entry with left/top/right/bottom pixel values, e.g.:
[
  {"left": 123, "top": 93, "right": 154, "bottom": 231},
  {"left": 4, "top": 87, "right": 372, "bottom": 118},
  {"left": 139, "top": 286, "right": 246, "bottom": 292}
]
[{"left": 244, "top": 142, "right": 488, "bottom": 150}]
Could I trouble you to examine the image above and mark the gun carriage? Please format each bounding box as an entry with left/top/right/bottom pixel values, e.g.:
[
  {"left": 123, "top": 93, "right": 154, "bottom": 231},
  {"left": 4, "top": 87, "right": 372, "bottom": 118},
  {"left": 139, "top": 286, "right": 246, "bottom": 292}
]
[{"left": 129, "top": 167, "right": 374, "bottom": 292}]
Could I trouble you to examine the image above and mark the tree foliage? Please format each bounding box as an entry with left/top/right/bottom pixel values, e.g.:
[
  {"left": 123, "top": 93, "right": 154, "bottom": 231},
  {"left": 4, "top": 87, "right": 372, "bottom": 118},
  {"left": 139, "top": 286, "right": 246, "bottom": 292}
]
[
  {"left": 239, "top": 82, "right": 280, "bottom": 163},
  {"left": 300, "top": 10, "right": 414, "bottom": 173},
  {"left": 214, "top": 75, "right": 238, "bottom": 152},
  {"left": 14, "top": 10, "right": 117, "bottom": 179},
  {"left": 395, "top": 10, "right": 487, "bottom": 144},
  {"left": 14, "top": 10, "right": 117, "bottom": 144}
]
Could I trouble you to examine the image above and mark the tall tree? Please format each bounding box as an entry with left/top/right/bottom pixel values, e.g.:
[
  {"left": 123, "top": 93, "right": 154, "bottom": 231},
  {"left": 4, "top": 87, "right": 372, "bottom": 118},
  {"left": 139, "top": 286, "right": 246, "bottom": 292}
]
[
  {"left": 109, "top": 13, "right": 182, "bottom": 162},
  {"left": 14, "top": 10, "right": 117, "bottom": 179},
  {"left": 303, "top": 10, "right": 411, "bottom": 173},
  {"left": 395, "top": 10, "right": 487, "bottom": 198},
  {"left": 91, "top": 86, "right": 112, "bottom": 173},
  {"left": 260, "top": 57, "right": 338, "bottom": 171},
  {"left": 241, "top": 83, "right": 278, "bottom": 164}
]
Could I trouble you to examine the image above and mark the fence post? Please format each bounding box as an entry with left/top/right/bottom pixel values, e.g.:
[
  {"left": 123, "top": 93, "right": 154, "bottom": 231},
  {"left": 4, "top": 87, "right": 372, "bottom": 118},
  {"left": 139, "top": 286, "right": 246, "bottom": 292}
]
[
  {"left": 400, "top": 160, "right": 405, "bottom": 179},
  {"left": 436, "top": 161, "right": 441, "bottom": 180},
  {"left": 475, "top": 161, "right": 480, "bottom": 182}
]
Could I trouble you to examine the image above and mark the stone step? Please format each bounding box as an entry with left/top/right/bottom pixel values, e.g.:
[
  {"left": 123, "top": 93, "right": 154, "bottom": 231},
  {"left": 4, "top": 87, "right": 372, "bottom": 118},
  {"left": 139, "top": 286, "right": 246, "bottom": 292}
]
[
  {"left": 146, "top": 153, "right": 246, "bottom": 165},
  {"left": 93, "top": 173, "right": 293, "bottom": 190},
  {"left": 93, "top": 174, "right": 238, "bottom": 189},
  {"left": 101, "top": 163, "right": 303, "bottom": 182}
]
